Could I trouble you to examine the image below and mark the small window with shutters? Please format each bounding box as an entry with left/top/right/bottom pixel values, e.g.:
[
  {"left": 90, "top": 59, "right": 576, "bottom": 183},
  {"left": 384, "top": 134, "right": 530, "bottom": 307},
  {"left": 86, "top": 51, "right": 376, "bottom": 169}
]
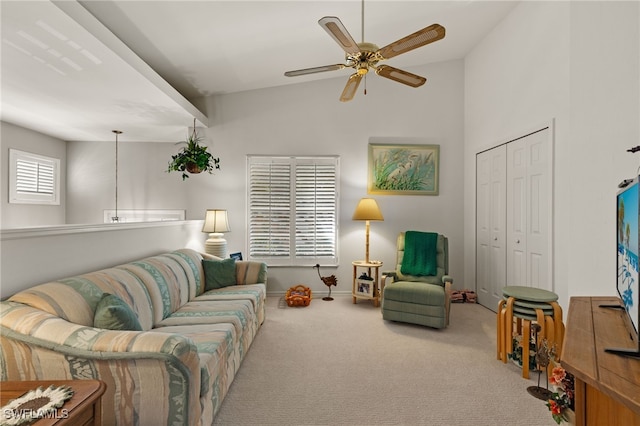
[
  {"left": 9, "top": 149, "right": 60, "bottom": 205},
  {"left": 247, "top": 155, "right": 339, "bottom": 266}
]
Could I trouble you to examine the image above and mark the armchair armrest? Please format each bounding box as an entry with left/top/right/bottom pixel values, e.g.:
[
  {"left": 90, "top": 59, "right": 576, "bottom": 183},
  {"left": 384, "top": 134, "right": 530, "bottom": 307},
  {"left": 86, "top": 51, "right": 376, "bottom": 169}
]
[
  {"left": 381, "top": 271, "right": 397, "bottom": 281},
  {"left": 442, "top": 275, "right": 453, "bottom": 326},
  {"left": 380, "top": 272, "right": 398, "bottom": 302}
]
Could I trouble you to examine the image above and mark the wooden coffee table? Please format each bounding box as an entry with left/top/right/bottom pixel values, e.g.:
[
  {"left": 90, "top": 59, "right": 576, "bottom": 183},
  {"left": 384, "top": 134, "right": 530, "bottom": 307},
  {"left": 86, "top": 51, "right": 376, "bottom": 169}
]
[{"left": 1, "top": 380, "right": 105, "bottom": 425}]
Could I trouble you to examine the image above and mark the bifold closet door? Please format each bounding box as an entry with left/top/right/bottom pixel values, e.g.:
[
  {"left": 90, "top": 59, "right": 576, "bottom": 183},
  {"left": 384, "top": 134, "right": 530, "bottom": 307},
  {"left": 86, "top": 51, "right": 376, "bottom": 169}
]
[
  {"left": 476, "top": 126, "right": 553, "bottom": 311},
  {"left": 476, "top": 144, "right": 507, "bottom": 310},
  {"left": 506, "top": 129, "right": 552, "bottom": 291}
]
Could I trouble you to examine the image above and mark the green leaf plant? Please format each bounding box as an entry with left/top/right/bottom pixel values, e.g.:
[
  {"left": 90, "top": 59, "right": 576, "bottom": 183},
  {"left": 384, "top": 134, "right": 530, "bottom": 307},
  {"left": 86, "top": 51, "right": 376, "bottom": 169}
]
[{"left": 167, "top": 127, "right": 220, "bottom": 181}]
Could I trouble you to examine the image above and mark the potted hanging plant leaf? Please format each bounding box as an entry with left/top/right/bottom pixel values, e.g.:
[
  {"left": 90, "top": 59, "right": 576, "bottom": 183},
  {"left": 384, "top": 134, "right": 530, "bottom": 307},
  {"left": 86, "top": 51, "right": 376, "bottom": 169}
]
[{"left": 167, "top": 121, "right": 220, "bottom": 180}]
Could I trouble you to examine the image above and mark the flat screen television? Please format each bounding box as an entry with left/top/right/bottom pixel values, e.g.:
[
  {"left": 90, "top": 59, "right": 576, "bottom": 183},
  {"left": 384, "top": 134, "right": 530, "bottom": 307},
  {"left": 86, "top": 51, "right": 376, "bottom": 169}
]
[{"left": 608, "top": 176, "right": 640, "bottom": 357}]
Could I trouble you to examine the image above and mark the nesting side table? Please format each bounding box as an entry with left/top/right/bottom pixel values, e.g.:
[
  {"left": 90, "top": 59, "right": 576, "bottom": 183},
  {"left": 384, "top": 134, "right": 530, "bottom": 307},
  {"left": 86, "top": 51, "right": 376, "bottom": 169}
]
[{"left": 496, "top": 285, "right": 564, "bottom": 379}]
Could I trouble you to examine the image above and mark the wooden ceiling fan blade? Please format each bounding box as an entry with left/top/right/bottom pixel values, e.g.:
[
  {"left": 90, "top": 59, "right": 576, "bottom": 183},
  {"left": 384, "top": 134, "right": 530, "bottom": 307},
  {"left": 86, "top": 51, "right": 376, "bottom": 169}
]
[
  {"left": 375, "top": 65, "right": 426, "bottom": 87},
  {"left": 285, "top": 64, "right": 346, "bottom": 77},
  {"left": 377, "top": 23, "right": 445, "bottom": 60},
  {"left": 319, "top": 16, "right": 360, "bottom": 55},
  {"left": 339, "top": 74, "right": 363, "bottom": 102}
]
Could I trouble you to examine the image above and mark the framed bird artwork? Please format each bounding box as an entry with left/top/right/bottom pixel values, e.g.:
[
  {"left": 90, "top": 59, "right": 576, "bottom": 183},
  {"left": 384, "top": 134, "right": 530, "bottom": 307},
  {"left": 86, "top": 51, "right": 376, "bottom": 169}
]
[{"left": 368, "top": 143, "right": 439, "bottom": 195}]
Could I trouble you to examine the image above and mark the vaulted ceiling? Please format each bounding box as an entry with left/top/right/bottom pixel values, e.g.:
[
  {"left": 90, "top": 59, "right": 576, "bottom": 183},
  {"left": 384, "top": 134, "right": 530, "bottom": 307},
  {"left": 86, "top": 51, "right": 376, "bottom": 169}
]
[{"left": 1, "top": 1, "right": 517, "bottom": 142}]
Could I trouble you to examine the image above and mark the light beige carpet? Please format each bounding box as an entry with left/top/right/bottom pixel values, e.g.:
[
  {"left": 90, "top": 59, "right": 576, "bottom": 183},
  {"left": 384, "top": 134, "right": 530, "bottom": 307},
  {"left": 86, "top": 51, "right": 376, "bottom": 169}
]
[{"left": 214, "top": 295, "right": 558, "bottom": 425}]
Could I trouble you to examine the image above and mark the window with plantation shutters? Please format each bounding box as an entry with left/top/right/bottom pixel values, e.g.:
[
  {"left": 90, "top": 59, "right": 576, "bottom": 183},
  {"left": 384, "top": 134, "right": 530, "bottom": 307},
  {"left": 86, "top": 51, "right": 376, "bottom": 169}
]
[
  {"left": 248, "top": 156, "right": 339, "bottom": 266},
  {"left": 9, "top": 149, "right": 60, "bottom": 205}
]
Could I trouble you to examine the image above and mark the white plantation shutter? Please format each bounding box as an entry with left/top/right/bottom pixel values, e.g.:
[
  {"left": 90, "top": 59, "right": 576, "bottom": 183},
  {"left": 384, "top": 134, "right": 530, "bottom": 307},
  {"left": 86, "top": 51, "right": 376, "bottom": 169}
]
[
  {"left": 9, "top": 149, "right": 60, "bottom": 205},
  {"left": 16, "top": 158, "right": 54, "bottom": 194},
  {"left": 248, "top": 156, "right": 339, "bottom": 266},
  {"left": 248, "top": 159, "right": 292, "bottom": 259}
]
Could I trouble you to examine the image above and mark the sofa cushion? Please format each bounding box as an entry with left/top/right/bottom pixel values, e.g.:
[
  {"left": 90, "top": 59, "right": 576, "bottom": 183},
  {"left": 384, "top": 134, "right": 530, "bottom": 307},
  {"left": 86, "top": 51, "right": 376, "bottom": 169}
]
[
  {"left": 235, "top": 261, "right": 267, "bottom": 285},
  {"left": 155, "top": 299, "right": 257, "bottom": 360},
  {"left": 197, "top": 284, "right": 267, "bottom": 324},
  {"left": 94, "top": 293, "right": 143, "bottom": 331},
  {"left": 7, "top": 268, "right": 153, "bottom": 329},
  {"left": 117, "top": 253, "right": 198, "bottom": 325},
  {"left": 203, "top": 258, "right": 236, "bottom": 290},
  {"left": 153, "top": 322, "right": 238, "bottom": 419}
]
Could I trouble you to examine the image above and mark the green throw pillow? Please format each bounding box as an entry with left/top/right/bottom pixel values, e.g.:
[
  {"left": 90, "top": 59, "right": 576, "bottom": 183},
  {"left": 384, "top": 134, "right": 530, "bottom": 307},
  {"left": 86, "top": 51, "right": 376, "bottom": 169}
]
[
  {"left": 203, "top": 258, "right": 237, "bottom": 290},
  {"left": 94, "top": 293, "right": 143, "bottom": 331}
]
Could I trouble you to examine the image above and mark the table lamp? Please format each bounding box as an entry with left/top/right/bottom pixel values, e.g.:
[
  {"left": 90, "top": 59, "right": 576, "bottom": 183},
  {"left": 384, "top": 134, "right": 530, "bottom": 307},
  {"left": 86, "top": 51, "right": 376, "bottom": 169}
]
[
  {"left": 202, "top": 209, "right": 230, "bottom": 258},
  {"left": 352, "top": 198, "right": 384, "bottom": 263}
]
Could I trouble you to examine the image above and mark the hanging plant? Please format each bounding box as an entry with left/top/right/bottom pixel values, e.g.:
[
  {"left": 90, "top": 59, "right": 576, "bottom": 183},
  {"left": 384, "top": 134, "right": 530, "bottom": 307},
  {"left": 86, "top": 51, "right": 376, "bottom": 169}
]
[{"left": 167, "top": 120, "right": 220, "bottom": 180}]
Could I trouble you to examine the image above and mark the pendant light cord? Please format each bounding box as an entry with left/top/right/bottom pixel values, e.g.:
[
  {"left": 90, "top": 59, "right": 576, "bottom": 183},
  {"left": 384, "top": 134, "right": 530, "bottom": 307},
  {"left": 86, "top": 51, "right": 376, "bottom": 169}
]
[
  {"left": 115, "top": 134, "right": 118, "bottom": 218},
  {"left": 361, "top": 0, "right": 364, "bottom": 43},
  {"left": 112, "top": 130, "right": 122, "bottom": 222}
]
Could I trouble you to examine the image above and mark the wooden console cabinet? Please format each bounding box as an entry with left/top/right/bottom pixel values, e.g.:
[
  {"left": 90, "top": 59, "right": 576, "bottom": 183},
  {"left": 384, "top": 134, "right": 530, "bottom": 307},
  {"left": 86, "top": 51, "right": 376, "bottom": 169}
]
[{"left": 561, "top": 297, "right": 640, "bottom": 426}]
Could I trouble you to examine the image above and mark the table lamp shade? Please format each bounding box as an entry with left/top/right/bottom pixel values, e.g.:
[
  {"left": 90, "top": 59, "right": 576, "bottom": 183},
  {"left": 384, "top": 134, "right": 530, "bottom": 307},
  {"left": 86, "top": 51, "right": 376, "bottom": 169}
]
[
  {"left": 352, "top": 198, "right": 383, "bottom": 263},
  {"left": 352, "top": 198, "right": 384, "bottom": 221},
  {"left": 202, "top": 209, "right": 230, "bottom": 258},
  {"left": 202, "top": 209, "right": 230, "bottom": 233}
]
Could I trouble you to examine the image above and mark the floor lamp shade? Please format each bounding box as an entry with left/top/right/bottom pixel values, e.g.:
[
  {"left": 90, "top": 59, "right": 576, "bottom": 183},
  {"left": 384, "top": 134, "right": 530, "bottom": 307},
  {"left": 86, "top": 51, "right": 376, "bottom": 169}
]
[
  {"left": 352, "top": 198, "right": 383, "bottom": 263},
  {"left": 202, "top": 209, "right": 230, "bottom": 258}
]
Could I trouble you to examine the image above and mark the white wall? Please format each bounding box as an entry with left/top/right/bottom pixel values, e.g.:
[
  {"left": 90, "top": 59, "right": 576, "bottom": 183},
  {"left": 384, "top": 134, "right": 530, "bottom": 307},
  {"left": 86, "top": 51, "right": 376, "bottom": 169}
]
[
  {"left": 4, "top": 2, "right": 638, "bottom": 305},
  {"left": 0, "top": 122, "right": 67, "bottom": 228},
  {"left": 464, "top": 1, "right": 640, "bottom": 312},
  {"left": 64, "top": 59, "right": 466, "bottom": 295},
  {"left": 567, "top": 1, "right": 640, "bottom": 300},
  {"left": 66, "top": 140, "right": 198, "bottom": 224},
  {"left": 0, "top": 221, "right": 204, "bottom": 298},
  {"left": 193, "top": 59, "right": 465, "bottom": 294}
]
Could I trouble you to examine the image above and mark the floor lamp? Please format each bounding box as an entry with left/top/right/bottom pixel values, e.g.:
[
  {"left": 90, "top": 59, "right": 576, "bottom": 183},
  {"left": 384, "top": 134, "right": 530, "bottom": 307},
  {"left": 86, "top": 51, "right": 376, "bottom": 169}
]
[
  {"left": 352, "top": 198, "right": 384, "bottom": 263},
  {"left": 202, "top": 209, "right": 230, "bottom": 258}
]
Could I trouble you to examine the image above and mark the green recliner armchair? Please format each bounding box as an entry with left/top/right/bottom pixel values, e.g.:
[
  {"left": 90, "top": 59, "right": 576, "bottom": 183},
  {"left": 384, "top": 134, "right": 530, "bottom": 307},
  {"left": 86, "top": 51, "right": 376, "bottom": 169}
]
[{"left": 381, "top": 231, "right": 453, "bottom": 329}]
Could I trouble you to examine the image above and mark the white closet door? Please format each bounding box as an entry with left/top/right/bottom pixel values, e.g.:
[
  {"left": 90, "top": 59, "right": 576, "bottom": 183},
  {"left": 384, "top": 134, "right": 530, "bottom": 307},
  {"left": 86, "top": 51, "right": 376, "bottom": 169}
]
[
  {"left": 506, "top": 139, "right": 528, "bottom": 286},
  {"left": 476, "top": 126, "right": 553, "bottom": 312},
  {"left": 477, "top": 144, "right": 507, "bottom": 309},
  {"left": 506, "top": 129, "right": 552, "bottom": 291}
]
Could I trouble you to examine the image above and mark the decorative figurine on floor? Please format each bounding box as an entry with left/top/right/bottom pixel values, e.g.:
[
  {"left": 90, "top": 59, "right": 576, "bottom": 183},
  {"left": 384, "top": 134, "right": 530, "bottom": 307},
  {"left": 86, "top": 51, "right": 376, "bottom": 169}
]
[
  {"left": 314, "top": 263, "right": 337, "bottom": 301},
  {"left": 527, "top": 324, "right": 554, "bottom": 401}
]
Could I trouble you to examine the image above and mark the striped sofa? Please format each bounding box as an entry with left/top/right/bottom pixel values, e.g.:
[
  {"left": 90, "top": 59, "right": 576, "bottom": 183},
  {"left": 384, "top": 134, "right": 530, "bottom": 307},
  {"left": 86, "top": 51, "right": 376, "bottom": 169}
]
[{"left": 0, "top": 248, "right": 267, "bottom": 425}]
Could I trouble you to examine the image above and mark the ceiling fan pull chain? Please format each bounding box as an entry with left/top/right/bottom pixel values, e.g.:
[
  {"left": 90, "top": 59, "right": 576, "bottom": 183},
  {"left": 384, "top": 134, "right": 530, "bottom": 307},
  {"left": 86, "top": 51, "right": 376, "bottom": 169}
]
[{"left": 364, "top": 75, "right": 367, "bottom": 95}]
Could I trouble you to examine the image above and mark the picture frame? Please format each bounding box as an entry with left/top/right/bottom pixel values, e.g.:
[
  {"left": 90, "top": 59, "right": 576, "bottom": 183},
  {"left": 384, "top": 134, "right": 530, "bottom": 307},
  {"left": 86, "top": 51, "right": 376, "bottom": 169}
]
[
  {"left": 368, "top": 143, "right": 440, "bottom": 195},
  {"left": 355, "top": 279, "right": 374, "bottom": 297},
  {"left": 229, "top": 252, "right": 243, "bottom": 261}
]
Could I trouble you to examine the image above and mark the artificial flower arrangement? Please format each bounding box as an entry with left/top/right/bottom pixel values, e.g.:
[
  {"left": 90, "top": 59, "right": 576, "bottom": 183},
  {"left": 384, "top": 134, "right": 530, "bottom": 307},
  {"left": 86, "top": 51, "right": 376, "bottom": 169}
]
[{"left": 546, "top": 363, "right": 575, "bottom": 424}]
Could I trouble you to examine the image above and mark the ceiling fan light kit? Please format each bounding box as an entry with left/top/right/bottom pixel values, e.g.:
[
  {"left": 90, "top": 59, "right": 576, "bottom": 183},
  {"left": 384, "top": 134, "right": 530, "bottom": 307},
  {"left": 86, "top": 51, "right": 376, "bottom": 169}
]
[{"left": 284, "top": 4, "right": 445, "bottom": 102}]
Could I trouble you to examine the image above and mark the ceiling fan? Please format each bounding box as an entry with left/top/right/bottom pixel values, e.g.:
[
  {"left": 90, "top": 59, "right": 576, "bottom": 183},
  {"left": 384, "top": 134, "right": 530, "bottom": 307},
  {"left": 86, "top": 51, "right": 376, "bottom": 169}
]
[{"left": 284, "top": 3, "right": 445, "bottom": 102}]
